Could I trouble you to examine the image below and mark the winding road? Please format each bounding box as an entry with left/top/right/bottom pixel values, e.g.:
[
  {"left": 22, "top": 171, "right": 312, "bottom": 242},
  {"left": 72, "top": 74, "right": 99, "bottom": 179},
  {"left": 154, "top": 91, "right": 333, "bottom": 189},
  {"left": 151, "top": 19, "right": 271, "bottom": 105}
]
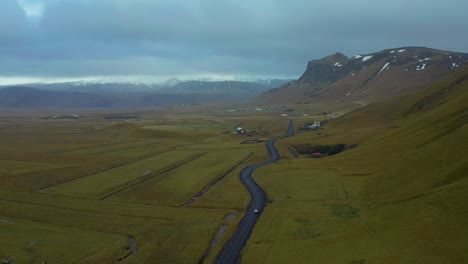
[{"left": 215, "top": 120, "right": 294, "bottom": 264}]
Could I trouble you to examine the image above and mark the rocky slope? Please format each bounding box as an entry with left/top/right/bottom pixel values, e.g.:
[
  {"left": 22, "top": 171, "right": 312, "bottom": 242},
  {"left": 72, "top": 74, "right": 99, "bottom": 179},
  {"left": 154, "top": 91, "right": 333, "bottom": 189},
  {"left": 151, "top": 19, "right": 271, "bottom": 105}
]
[{"left": 258, "top": 47, "right": 468, "bottom": 104}]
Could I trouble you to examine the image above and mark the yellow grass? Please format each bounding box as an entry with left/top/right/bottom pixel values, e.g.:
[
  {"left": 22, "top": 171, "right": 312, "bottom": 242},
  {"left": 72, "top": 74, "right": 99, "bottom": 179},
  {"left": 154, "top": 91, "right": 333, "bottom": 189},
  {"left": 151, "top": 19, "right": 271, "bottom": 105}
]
[
  {"left": 112, "top": 149, "right": 252, "bottom": 205},
  {"left": 0, "top": 216, "right": 123, "bottom": 264},
  {"left": 2, "top": 68, "right": 465, "bottom": 263},
  {"left": 242, "top": 68, "right": 468, "bottom": 263},
  {"left": 0, "top": 160, "right": 72, "bottom": 176},
  {"left": 42, "top": 150, "right": 202, "bottom": 198},
  {"left": 0, "top": 109, "right": 294, "bottom": 263}
]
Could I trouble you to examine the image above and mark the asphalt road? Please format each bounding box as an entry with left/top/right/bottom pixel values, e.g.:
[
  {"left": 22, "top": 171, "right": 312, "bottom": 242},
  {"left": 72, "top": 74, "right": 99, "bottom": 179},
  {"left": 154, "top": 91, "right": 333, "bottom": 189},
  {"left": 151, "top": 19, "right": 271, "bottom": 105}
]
[{"left": 215, "top": 120, "right": 294, "bottom": 264}]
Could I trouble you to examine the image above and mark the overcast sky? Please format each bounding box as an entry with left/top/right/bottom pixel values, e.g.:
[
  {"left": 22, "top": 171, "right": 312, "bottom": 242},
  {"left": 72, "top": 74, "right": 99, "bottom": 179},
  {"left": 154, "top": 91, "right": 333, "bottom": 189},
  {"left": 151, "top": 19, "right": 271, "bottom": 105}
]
[{"left": 1, "top": 0, "right": 468, "bottom": 84}]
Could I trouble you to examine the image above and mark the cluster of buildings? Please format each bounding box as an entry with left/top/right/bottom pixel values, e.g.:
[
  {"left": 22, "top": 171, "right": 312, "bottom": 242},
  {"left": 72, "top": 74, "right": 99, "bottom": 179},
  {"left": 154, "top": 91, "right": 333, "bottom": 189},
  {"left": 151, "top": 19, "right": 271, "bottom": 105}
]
[
  {"left": 226, "top": 106, "right": 287, "bottom": 113},
  {"left": 46, "top": 114, "right": 81, "bottom": 119},
  {"left": 227, "top": 107, "right": 264, "bottom": 112},
  {"left": 280, "top": 111, "right": 342, "bottom": 119},
  {"left": 280, "top": 113, "right": 311, "bottom": 117},
  {"left": 231, "top": 127, "right": 262, "bottom": 144}
]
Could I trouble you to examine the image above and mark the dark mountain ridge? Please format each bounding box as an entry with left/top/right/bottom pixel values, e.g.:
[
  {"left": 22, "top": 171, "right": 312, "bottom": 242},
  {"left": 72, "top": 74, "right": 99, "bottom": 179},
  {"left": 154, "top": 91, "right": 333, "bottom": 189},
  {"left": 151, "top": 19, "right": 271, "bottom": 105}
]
[
  {"left": 0, "top": 87, "right": 112, "bottom": 108},
  {"left": 258, "top": 47, "right": 468, "bottom": 104},
  {"left": 0, "top": 79, "right": 291, "bottom": 108}
]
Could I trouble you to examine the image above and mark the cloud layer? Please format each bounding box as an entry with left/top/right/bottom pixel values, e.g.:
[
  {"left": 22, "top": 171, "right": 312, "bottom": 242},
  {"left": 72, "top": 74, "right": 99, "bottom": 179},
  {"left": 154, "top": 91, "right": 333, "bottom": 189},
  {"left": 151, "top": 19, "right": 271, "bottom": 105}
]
[{"left": 1, "top": 0, "right": 468, "bottom": 83}]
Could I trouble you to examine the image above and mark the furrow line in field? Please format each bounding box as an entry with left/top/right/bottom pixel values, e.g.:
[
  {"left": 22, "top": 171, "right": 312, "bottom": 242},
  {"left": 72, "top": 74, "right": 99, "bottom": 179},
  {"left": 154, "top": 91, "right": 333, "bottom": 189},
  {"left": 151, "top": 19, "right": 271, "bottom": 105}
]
[
  {"left": 181, "top": 152, "right": 254, "bottom": 207},
  {"left": 35, "top": 146, "right": 178, "bottom": 192},
  {"left": 100, "top": 152, "right": 207, "bottom": 200}
]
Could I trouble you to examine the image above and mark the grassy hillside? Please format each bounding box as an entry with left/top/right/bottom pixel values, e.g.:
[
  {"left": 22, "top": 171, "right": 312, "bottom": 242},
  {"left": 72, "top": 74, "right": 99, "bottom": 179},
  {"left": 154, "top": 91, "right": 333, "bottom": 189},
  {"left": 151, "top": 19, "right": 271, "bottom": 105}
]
[{"left": 243, "top": 67, "right": 468, "bottom": 263}]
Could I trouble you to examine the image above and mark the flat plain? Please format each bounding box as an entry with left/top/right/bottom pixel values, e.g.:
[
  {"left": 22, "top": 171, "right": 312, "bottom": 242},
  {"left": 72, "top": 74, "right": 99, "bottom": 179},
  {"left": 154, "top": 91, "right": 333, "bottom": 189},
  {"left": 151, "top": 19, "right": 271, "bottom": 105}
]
[{"left": 0, "top": 107, "right": 294, "bottom": 263}]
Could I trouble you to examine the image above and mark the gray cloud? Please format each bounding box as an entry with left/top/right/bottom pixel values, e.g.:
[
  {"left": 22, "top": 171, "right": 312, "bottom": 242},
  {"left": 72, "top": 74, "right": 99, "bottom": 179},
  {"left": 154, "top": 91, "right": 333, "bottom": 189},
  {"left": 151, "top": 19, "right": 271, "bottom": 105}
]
[
  {"left": 1, "top": 0, "right": 468, "bottom": 83},
  {"left": 0, "top": 0, "right": 33, "bottom": 44}
]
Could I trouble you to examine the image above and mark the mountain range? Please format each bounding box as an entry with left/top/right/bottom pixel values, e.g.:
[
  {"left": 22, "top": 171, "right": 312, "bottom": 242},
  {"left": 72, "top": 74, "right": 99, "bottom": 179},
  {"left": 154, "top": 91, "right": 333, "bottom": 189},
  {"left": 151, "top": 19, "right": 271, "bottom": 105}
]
[
  {"left": 257, "top": 47, "right": 468, "bottom": 104},
  {"left": 0, "top": 79, "right": 290, "bottom": 108},
  {"left": 0, "top": 87, "right": 112, "bottom": 108},
  {"left": 2, "top": 47, "right": 467, "bottom": 109}
]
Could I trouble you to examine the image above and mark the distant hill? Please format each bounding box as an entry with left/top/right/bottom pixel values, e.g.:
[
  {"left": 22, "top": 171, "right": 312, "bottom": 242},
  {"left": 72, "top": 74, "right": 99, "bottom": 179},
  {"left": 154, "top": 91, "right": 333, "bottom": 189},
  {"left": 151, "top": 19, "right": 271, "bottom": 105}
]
[
  {"left": 0, "top": 79, "right": 291, "bottom": 108},
  {"left": 156, "top": 80, "right": 288, "bottom": 97},
  {"left": 26, "top": 82, "right": 161, "bottom": 94},
  {"left": 257, "top": 47, "right": 468, "bottom": 104},
  {"left": 0, "top": 79, "right": 290, "bottom": 108},
  {"left": 140, "top": 93, "right": 244, "bottom": 107},
  {"left": 140, "top": 80, "right": 291, "bottom": 107},
  {"left": 0, "top": 86, "right": 112, "bottom": 108},
  {"left": 23, "top": 79, "right": 290, "bottom": 98}
]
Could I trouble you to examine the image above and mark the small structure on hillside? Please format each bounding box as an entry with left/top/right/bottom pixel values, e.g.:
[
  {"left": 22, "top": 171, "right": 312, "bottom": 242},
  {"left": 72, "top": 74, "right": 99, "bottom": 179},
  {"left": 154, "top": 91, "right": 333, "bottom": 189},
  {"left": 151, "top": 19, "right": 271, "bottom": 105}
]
[
  {"left": 241, "top": 139, "right": 261, "bottom": 144},
  {"left": 311, "top": 152, "right": 322, "bottom": 158},
  {"left": 45, "top": 114, "right": 81, "bottom": 119},
  {"left": 232, "top": 127, "right": 246, "bottom": 135},
  {"left": 307, "top": 121, "right": 321, "bottom": 130}
]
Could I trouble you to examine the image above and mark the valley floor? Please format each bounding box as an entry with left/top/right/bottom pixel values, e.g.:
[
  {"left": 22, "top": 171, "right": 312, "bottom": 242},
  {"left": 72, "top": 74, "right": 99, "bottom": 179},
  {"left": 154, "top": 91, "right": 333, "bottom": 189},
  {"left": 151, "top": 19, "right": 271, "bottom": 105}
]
[
  {"left": 0, "top": 108, "right": 293, "bottom": 263},
  {"left": 0, "top": 72, "right": 466, "bottom": 264}
]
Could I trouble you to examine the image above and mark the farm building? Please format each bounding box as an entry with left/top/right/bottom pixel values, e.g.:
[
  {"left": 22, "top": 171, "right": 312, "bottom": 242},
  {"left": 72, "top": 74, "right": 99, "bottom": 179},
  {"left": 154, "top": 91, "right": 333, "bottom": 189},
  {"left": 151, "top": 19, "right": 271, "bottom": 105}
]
[
  {"left": 232, "top": 127, "right": 246, "bottom": 134},
  {"left": 307, "top": 121, "right": 321, "bottom": 130}
]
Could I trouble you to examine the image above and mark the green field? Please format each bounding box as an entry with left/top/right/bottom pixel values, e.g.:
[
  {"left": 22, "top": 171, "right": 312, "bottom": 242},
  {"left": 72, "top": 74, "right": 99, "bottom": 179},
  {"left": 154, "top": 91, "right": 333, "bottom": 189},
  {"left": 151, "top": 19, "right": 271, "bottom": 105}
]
[
  {"left": 0, "top": 109, "right": 292, "bottom": 263},
  {"left": 0, "top": 216, "right": 122, "bottom": 264},
  {"left": 42, "top": 150, "right": 202, "bottom": 198},
  {"left": 112, "top": 149, "right": 252, "bottom": 205},
  {"left": 1, "top": 69, "right": 467, "bottom": 263}
]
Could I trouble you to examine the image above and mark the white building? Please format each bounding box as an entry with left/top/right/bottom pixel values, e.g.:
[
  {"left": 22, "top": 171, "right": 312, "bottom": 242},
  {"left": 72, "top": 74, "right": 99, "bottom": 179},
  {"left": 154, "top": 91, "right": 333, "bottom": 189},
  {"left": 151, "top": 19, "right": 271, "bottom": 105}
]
[
  {"left": 232, "top": 127, "right": 246, "bottom": 134},
  {"left": 308, "top": 121, "right": 321, "bottom": 129}
]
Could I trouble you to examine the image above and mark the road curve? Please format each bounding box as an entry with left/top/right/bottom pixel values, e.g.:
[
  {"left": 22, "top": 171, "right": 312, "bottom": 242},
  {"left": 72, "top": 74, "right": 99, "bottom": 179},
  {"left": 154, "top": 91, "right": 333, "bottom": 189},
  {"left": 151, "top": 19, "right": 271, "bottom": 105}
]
[{"left": 215, "top": 120, "right": 294, "bottom": 264}]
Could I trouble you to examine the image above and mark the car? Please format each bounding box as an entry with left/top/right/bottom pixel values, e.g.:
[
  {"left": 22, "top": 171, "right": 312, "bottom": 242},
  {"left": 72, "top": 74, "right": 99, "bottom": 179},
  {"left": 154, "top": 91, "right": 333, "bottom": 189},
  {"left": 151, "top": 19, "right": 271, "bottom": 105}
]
[{"left": 253, "top": 209, "right": 259, "bottom": 214}]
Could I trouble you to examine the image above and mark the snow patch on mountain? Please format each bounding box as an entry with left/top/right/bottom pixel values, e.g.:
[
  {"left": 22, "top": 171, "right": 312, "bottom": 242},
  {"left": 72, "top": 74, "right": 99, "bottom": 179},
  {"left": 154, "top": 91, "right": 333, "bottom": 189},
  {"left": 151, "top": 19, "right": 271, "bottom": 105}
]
[
  {"left": 416, "top": 63, "right": 426, "bottom": 71},
  {"left": 362, "top": 55, "right": 373, "bottom": 62},
  {"left": 378, "top": 62, "right": 391, "bottom": 74}
]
